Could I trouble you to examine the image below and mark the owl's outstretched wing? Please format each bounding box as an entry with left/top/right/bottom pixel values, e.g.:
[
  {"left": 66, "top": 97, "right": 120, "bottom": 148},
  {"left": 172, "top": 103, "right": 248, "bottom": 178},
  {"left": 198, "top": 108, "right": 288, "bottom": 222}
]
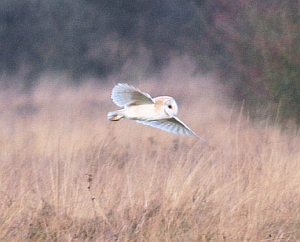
[
  {"left": 111, "top": 83, "right": 154, "bottom": 107},
  {"left": 137, "top": 117, "right": 206, "bottom": 141}
]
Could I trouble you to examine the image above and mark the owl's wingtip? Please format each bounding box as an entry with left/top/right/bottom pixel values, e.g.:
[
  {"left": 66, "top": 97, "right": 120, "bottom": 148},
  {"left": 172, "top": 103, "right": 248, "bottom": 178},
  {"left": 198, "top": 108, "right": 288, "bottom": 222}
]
[
  {"left": 199, "top": 136, "right": 207, "bottom": 142},
  {"left": 193, "top": 133, "right": 207, "bottom": 142}
]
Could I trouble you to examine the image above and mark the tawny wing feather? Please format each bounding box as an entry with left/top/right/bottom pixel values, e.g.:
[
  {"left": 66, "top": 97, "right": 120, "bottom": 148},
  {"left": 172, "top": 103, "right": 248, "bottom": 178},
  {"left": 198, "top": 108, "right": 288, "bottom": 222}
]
[{"left": 111, "top": 83, "right": 154, "bottom": 107}]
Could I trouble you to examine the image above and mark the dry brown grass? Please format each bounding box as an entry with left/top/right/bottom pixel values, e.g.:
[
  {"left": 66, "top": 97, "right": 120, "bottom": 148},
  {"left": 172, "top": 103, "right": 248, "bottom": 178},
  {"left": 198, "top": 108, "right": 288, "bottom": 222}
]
[{"left": 1, "top": 71, "right": 300, "bottom": 241}]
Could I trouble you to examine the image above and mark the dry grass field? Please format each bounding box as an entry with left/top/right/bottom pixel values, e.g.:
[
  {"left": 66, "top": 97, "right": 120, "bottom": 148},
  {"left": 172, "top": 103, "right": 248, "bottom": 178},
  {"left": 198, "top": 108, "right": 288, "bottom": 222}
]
[{"left": 1, "top": 71, "right": 300, "bottom": 241}]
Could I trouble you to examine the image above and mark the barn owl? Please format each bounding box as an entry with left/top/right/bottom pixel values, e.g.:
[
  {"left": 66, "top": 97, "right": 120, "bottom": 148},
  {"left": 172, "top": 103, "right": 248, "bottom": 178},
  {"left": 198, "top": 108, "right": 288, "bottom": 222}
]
[{"left": 107, "top": 83, "right": 205, "bottom": 141}]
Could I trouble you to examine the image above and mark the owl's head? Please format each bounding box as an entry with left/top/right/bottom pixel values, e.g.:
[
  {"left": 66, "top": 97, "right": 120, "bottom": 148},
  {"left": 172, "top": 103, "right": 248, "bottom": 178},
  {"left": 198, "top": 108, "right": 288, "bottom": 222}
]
[{"left": 164, "top": 97, "right": 178, "bottom": 117}]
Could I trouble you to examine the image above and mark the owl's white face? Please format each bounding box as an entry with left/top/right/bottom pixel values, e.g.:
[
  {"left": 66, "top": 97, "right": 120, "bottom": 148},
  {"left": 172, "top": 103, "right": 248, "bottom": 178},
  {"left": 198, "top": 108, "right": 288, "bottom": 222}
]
[{"left": 162, "top": 97, "right": 178, "bottom": 117}]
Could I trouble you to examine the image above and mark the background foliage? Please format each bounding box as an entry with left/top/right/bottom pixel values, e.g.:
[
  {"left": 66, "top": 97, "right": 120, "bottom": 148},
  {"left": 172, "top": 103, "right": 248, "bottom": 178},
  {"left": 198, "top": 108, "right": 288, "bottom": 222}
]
[{"left": 0, "top": 0, "right": 299, "bottom": 122}]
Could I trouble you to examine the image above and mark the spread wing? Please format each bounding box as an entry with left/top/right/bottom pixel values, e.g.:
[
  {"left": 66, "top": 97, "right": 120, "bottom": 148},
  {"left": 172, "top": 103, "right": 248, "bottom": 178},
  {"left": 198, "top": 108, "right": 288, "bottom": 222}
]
[
  {"left": 111, "top": 83, "right": 154, "bottom": 107},
  {"left": 137, "top": 117, "right": 206, "bottom": 141}
]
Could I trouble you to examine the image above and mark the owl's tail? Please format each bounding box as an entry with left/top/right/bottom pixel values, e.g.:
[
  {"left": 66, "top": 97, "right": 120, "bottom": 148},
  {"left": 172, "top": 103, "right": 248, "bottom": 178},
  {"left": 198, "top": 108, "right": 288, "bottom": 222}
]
[{"left": 107, "top": 110, "right": 124, "bottom": 121}]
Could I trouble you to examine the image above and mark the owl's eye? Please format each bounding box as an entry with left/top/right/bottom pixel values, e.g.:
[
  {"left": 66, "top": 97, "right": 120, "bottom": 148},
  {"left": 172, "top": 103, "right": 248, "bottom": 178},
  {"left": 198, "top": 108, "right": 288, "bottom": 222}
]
[{"left": 168, "top": 105, "right": 172, "bottom": 109}]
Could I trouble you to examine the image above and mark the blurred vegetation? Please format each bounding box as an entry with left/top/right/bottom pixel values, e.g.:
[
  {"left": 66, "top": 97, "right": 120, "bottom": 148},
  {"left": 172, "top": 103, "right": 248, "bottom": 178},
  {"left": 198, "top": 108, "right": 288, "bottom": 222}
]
[
  {"left": 0, "top": 0, "right": 299, "bottom": 123},
  {"left": 192, "top": 0, "right": 300, "bottom": 124}
]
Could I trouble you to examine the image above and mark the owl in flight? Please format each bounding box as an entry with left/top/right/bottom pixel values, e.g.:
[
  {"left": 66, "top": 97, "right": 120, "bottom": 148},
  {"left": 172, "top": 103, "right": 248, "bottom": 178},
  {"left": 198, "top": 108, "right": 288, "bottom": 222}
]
[{"left": 107, "top": 83, "right": 205, "bottom": 141}]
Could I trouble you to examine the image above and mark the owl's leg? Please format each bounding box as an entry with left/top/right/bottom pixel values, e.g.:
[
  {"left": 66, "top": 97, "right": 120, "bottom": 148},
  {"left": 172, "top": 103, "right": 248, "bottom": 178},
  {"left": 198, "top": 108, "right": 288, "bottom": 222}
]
[{"left": 107, "top": 110, "right": 125, "bottom": 121}]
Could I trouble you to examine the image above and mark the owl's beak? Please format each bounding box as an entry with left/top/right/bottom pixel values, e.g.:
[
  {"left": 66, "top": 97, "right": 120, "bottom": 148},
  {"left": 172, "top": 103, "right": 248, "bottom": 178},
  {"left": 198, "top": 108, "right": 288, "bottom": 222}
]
[{"left": 164, "top": 107, "right": 174, "bottom": 117}]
